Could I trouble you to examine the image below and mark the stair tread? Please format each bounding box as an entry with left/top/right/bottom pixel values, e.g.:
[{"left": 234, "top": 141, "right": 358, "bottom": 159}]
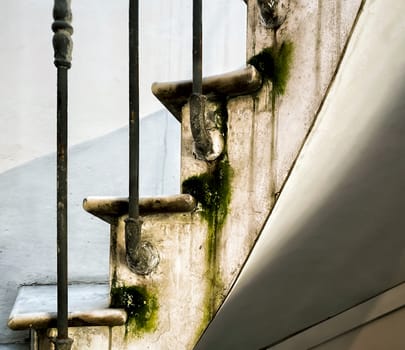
[
  {"left": 8, "top": 283, "right": 126, "bottom": 330},
  {"left": 152, "top": 65, "right": 262, "bottom": 121},
  {"left": 83, "top": 194, "right": 197, "bottom": 223}
]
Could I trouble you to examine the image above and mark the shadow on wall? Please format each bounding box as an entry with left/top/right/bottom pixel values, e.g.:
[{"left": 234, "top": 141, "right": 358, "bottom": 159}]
[{"left": 0, "top": 109, "right": 180, "bottom": 345}]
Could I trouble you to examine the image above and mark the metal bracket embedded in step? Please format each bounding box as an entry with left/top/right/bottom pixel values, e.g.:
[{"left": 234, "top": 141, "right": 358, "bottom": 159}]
[
  {"left": 152, "top": 65, "right": 262, "bottom": 162},
  {"left": 124, "top": 217, "right": 159, "bottom": 276},
  {"left": 124, "top": 218, "right": 160, "bottom": 275},
  {"left": 189, "top": 93, "right": 224, "bottom": 161}
]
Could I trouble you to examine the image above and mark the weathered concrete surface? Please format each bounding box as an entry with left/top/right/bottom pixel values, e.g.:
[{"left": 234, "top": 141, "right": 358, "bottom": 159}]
[
  {"left": 109, "top": 213, "right": 209, "bottom": 350},
  {"left": 79, "top": 0, "right": 367, "bottom": 348},
  {"left": 181, "top": 0, "right": 364, "bottom": 306},
  {"left": 194, "top": 0, "right": 405, "bottom": 348},
  {"left": 248, "top": 0, "right": 363, "bottom": 193}
]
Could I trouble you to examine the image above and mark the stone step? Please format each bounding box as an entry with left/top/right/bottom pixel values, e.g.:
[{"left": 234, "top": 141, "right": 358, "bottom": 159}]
[
  {"left": 83, "top": 194, "right": 197, "bottom": 223},
  {"left": 152, "top": 65, "right": 262, "bottom": 122},
  {"left": 8, "top": 284, "right": 126, "bottom": 331}
]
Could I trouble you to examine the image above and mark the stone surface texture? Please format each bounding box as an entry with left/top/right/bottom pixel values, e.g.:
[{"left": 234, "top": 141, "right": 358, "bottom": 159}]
[
  {"left": 193, "top": 0, "right": 405, "bottom": 347},
  {"left": 181, "top": 0, "right": 363, "bottom": 313},
  {"left": 27, "top": 0, "right": 364, "bottom": 348}
]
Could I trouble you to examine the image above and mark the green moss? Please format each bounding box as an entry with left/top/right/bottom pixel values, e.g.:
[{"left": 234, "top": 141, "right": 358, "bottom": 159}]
[
  {"left": 110, "top": 285, "right": 158, "bottom": 337},
  {"left": 193, "top": 305, "right": 212, "bottom": 345},
  {"left": 182, "top": 157, "right": 232, "bottom": 233},
  {"left": 183, "top": 102, "right": 232, "bottom": 344},
  {"left": 183, "top": 157, "right": 232, "bottom": 344},
  {"left": 248, "top": 41, "right": 294, "bottom": 96}
]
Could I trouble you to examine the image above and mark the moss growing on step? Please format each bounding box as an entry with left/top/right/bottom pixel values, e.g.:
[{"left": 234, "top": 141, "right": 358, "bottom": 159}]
[
  {"left": 182, "top": 157, "right": 232, "bottom": 233},
  {"left": 110, "top": 285, "right": 158, "bottom": 337},
  {"left": 248, "top": 41, "right": 294, "bottom": 96}
]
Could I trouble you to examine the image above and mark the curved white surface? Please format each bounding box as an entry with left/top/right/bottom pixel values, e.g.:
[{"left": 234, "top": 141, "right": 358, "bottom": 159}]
[{"left": 195, "top": 0, "right": 405, "bottom": 348}]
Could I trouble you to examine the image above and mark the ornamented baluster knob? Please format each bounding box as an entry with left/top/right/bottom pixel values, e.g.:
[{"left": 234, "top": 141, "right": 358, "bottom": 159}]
[{"left": 52, "top": 0, "right": 73, "bottom": 69}]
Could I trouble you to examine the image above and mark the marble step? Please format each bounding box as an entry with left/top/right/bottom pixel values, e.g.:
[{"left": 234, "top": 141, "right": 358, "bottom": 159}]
[
  {"left": 8, "top": 283, "right": 126, "bottom": 331},
  {"left": 83, "top": 194, "right": 197, "bottom": 223},
  {"left": 152, "top": 65, "right": 262, "bottom": 122}
]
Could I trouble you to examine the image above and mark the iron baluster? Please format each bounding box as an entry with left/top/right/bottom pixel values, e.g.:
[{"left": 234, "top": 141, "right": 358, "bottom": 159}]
[
  {"left": 193, "top": 0, "right": 203, "bottom": 95},
  {"left": 52, "top": 0, "right": 73, "bottom": 349},
  {"left": 126, "top": 0, "right": 142, "bottom": 268},
  {"left": 190, "top": 0, "right": 210, "bottom": 160},
  {"left": 126, "top": 0, "right": 159, "bottom": 275},
  {"left": 190, "top": 0, "right": 224, "bottom": 161}
]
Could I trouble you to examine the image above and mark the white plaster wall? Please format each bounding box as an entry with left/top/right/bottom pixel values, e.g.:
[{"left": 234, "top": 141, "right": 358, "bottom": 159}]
[{"left": 0, "top": 0, "right": 246, "bottom": 173}]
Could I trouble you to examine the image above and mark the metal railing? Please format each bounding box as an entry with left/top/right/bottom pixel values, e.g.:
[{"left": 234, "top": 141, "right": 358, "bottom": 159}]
[
  {"left": 49, "top": 0, "right": 206, "bottom": 346},
  {"left": 125, "top": 0, "right": 160, "bottom": 276},
  {"left": 125, "top": 0, "right": 143, "bottom": 273},
  {"left": 52, "top": 0, "right": 73, "bottom": 348}
]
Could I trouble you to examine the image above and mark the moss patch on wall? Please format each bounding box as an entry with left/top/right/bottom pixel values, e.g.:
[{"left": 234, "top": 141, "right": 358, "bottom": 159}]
[
  {"left": 248, "top": 41, "right": 294, "bottom": 96},
  {"left": 182, "top": 157, "right": 232, "bottom": 233},
  {"left": 110, "top": 285, "right": 158, "bottom": 338},
  {"left": 182, "top": 156, "right": 231, "bottom": 343},
  {"left": 183, "top": 100, "right": 232, "bottom": 345}
]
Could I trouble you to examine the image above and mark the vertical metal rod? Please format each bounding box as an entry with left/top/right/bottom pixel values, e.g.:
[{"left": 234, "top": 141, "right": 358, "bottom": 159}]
[
  {"left": 193, "top": 0, "right": 203, "bottom": 94},
  {"left": 125, "top": 0, "right": 159, "bottom": 275},
  {"left": 56, "top": 66, "right": 69, "bottom": 341},
  {"left": 128, "top": 0, "right": 140, "bottom": 221},
  {"left": 52, "top": 1, "right": 73, "bottom": 348},
  {"left": 125, "top": 0, "right": 145, "bottom": 273}
]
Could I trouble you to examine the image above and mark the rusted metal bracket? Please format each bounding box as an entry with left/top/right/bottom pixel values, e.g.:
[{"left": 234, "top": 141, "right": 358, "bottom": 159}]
[{"left": 190, "top": 94, "right": 225, "bottom": 161}]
